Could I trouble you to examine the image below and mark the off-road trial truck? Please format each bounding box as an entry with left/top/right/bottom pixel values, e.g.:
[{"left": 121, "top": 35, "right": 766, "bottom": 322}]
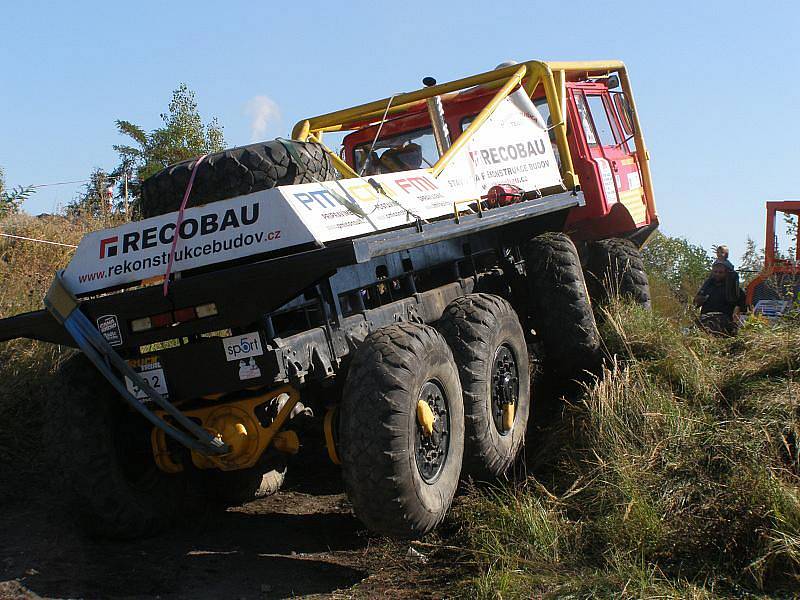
[{"left": 0, "top": 59, "right": 657, "bottom": 539}]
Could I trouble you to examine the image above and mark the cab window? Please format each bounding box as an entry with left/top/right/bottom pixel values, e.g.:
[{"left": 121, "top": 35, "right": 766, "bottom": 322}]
[
  {"left": 613, "top": 93, "right": 634, "bottom": 136},
  {"left": 533, "top": 98, "right": 562, "bottom": 167},
  {"left": 354, "top": 128, "right": 438, "bottom": 175},
  {"left": 576, "top": 92, "right": 618, "bottom": 147},
  {"left": 533, "top": 98, "right": 555, "bottom": 141}
]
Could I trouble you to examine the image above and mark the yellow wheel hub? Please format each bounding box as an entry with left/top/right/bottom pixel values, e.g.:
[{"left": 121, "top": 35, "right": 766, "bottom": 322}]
[
  {"left": 197, "top": 405, "right": 262, "bottom": 470},
  {"left": 502, "top": 403, "right": 515, "bottom": 433},
  {"left": 417, "top": 399, "right": 435, "bottom": 436},
  {"left": 150, "top": 385, "right": 301, "bottom": 473}
]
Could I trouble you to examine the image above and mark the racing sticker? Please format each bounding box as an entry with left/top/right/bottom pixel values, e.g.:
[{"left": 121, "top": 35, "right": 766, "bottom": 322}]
[
  {"left": 238, "top": 358, "right": 262, "bottom": 380},
  {"left": 124, "top": 356, "right": 168, "bottom": 401},
  {"left": 222, "top": 331, "right": 264, "bottom": 362},
  {"left": 96, "top": 315, "right": 123, "bottom": 346},
  {"left": 63, "top": 193, "right": 313, "bottom": 295},
  {"left": 595, "top": 158, "right": 618, "bottom": 204}
]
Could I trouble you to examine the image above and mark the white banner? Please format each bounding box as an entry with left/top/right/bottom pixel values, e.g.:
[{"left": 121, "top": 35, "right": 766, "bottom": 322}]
[
  {"left": 63, "top": 170, "right": 468, "bottom": 294},
  {"left": 64, "top": 99, "right": 563, "bottom": 295},
  {"left": 438, "top": 96, "right": 562, "bottom": 197},
  {"left": 63, "top": 190, "right": 313, "bottom": 293}
]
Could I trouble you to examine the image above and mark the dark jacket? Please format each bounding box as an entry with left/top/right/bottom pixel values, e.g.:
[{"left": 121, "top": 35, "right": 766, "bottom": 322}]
[{"left": 698, "top": 276, "right": 745, "bottom": 318}]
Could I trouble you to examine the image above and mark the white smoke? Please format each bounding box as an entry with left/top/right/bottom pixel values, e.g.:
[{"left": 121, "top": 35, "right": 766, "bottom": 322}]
[{"left": 244, "top": 95, "right": 281, "bottom": 142}]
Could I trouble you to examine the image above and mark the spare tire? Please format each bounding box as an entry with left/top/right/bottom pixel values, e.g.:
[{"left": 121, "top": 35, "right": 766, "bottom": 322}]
[{"left": 139, "top": 139, "right": 336, "bottom": 218}]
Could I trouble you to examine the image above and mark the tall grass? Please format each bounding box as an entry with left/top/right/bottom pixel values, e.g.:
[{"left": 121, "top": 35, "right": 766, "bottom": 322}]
[
  {"left": 2, "top": 213, "right": 799, "bottom": 597},
  {"left": 453, "top": 301, "right": 800, "bottom": 598},
  {"left": 0, "top": 212, "right": 110, "bottom": 500}
]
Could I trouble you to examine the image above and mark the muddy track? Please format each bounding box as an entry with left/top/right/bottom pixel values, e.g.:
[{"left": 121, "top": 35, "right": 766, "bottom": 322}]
[
  {"left": 0, "top": 362, "right": 569, "bottom": 600},
  {"left": 0, "top": 468, "right": 451, "bottom": 600}
]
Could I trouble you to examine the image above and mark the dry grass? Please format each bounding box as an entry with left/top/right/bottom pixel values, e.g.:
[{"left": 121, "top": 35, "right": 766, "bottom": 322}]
[{"left": 0, "top": 212, "right": 112, "bottom": 500}]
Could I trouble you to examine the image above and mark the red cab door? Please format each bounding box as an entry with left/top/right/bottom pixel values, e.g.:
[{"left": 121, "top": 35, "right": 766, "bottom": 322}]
[{"left": 568, "top": 85, "right": 648, "bottom": 230}]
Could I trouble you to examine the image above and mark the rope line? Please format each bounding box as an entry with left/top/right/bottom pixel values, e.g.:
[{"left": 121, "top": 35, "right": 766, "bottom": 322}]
[
  {"left": 0, "top": 232, "right": 77, "bottom": 248},
  {"left": 358, "top": 95, "right": 397, "bottom": 177},
  {"left": 30, "top": 179, "right": 97, "bottom": 188}
]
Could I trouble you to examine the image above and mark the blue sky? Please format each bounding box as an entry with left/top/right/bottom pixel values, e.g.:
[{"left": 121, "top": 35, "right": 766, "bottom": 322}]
[{"left": 1, "top": 0, "right": 798, "bottom": 262}]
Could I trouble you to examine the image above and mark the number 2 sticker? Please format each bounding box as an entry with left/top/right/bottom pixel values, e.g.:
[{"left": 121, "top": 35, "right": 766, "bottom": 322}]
[{"left": 125, "top": 356, "right": 169, "bottom": 401}]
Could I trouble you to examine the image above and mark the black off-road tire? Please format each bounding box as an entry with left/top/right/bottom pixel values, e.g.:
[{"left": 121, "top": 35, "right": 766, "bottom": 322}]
[
  {"left": 202, "top": 462, "right": 286, "bottom": 507},
  {"left": 339, "top": 322, "right": 464, "bottom": 538},
  {"left": 525, "top": 232, "right": 601, "bottom": 378},
  {"left": 438, "top": 294, "right": 530, "bottom": 480},
  {"left": 584, "top": 238, "right": 651, "bottom": 309},
  {"left": 44, "top": 354, "right": 190, "bottom": 539},
  {"left": 140, "top": 139, "right": 336, "bottom": 218}
]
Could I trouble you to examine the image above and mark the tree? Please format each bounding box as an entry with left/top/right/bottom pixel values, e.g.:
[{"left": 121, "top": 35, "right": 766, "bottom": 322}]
[
  {"left": 739, "top": 236, "right": 765, "bottom": 285},
  {"left": 66, "top": 168, "right": 113, "bottom": 218},
  {"left": 114, "top": 83, "right": 224, "bottom": 215},
  {"left": 641, "top": 231, "right": 712, "bottom": 299},
  {"left": 783, "top": 212, "right": 798, "bottom": 260},
  {"left": 0, "top": 166, "right": 36, "bottom": 218}
]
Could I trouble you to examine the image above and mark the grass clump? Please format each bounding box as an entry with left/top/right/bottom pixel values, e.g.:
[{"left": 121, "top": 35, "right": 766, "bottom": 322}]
[{"left": 451, "top": 300, "right": 800, "bottom": 598}]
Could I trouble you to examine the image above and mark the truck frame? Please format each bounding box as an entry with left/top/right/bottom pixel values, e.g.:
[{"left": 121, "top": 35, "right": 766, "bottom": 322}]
[
  {"left": 746, "top": 200, "right": 800, "bottom": 318},
  {"left": 0, "top": 59, "right": 657, "bottom": 539}
]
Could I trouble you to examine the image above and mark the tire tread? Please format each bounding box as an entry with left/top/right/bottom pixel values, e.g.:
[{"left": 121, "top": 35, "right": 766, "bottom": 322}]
[
  {"left": 339, "top": 322, "right": 463, "bottom": 538},
  {"left": 438, "top": 294, "right": 530, "bottom": 479},
  {"left": 525, "top": 232, "right": 601, "bottom": 378},
  {"left": 584, "top": 237, "right": 651, "bottom": 309}
]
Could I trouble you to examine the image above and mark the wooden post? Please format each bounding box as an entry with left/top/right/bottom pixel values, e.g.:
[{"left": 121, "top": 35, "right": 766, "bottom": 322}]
[{"left": 123, "top": 171, "right": 129, "bottom": 220}]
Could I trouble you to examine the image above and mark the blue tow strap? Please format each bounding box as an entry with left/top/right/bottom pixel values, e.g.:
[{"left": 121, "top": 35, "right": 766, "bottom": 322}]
[{"left": 45, "top": 271, "right": 228, "bottom": 456}]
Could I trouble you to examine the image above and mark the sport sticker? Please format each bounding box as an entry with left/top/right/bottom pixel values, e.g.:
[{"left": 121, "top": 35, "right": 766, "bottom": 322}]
[{"left": 222, "top": 331, "right": 263, "bottom": 362}]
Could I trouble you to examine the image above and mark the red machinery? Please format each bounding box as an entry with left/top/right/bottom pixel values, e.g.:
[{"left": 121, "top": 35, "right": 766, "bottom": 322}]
[{"left": 746, "top": 201, "right": 800, "bottom": 316}]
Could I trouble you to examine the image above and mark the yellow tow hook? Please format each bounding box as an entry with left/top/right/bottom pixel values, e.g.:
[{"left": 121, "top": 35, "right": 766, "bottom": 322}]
[
  {"left": 502, "top": 403, "right": 515, "bottom": 432},
  {"left": 416, "top": 399, "right": 435, "bottom": 436}
]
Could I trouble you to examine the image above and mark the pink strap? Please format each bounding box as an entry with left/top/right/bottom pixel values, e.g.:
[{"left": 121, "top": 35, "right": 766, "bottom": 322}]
[{"left": 162, "top": 154, "right": 207, "bottom": 296}]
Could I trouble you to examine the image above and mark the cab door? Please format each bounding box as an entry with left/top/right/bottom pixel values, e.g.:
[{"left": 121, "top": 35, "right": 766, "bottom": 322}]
[{"left": 569, "top": 86, "right": 647, "bottom": 227}]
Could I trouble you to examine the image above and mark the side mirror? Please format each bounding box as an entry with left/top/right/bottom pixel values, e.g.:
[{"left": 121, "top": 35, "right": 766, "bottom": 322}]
[
  {"left": 607, "top": 74, "right": 620, "bottom": 89},
  {"left": 613, "top": 93, "right": 636, "bottom": 136}
]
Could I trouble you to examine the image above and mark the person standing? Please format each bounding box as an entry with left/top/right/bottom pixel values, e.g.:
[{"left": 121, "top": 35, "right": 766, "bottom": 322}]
[
  {"left": 694, "top": 261, "right": 746, "bottom": 334},
  {"left": 715, "top": 244, "right": 735, "bottom": 271}
]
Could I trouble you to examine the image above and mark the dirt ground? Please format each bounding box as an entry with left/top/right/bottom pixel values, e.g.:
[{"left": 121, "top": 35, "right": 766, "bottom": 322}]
[{"left": 0, "top": 469, "right": 458, "bottom": 600}]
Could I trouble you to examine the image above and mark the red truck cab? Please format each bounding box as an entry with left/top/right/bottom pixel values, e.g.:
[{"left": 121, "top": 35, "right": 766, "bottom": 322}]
[{"left": 340, "top": 69, "right": 655, "bottom": 245}]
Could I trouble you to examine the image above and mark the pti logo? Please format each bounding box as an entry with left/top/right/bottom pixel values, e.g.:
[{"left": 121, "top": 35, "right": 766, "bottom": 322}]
[{"left": 99, "top": 236, "right": 119, "bottom": 259}]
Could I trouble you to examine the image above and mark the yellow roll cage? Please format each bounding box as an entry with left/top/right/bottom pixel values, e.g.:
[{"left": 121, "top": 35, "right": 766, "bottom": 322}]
[{"left": 291, "top": 60, "right": 656, "bottom": 223}]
